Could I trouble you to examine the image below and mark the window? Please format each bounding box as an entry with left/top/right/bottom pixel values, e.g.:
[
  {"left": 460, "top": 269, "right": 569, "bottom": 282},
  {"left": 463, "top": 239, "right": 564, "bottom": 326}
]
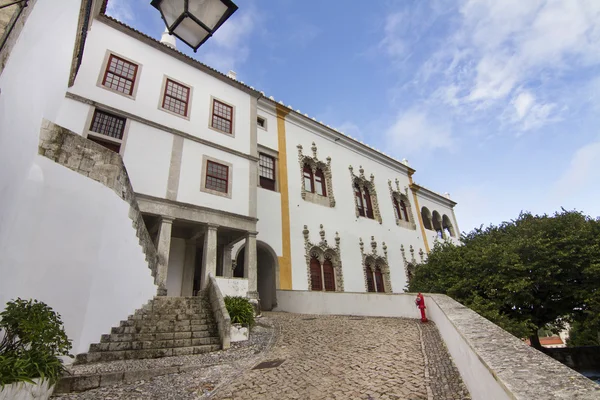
[
  {"left": 314, "top": 169, "right": 326, "bottom": 196},
  {"left": 374, "top": 267, "right": 385, "bottom": 293},
  {"left": 355, "top": 183, "right": 374, "bottom": 219},
  {"left": 259, "top": 153, "right": 275, "bottom": 191},
  {"left": 257, "top": 116, "right": 266, "bottom": 129},
  {"left": 102, "top": 54, "right": 138, "bottom": 96},
  {"left": 310, "top": 256, "right": 335, "bottom": 292},
  {"left": 393, "top": 198, "right": 401, "bottom": 220},
  {"left": 362, "top": 187, "right": 374, "bottom": 219},
  {"left": 205, "top": 160, "right": 229, "bottom": 193},
  {"left": 211, "top": 99, "right": 233, "bottom": 134},
  {"left": 86, "top": 109, "right": 127, "bottom": 154},
  {"left": 421, "top": 207, "right": 433, "bottom": 230},
  {"left": 310, "top": 257, "right": 323, "bottom": 291},
  {"left": 303, "top": 165, "right": 314, "bottom": 193},
  {"left": 365, "top": 265, "right": 375, "bottom": 292},
  {"left": 90, "top": 110, "right": 125, "bottom": 140},
  {"left": 355, "top": 183, "right": 365, "bottom": 217},
  {"left": 400, "top": 200, "right": 409, "bottom": 221},
  {"left": 162, "top": 78, "right": 190, "bottom": 117}
]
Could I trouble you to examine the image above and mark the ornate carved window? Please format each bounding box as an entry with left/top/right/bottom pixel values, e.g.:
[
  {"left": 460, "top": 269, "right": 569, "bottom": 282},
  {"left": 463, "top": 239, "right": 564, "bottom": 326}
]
[
  {"left": 401, "top": 244, "right": 425, "bottom": 284},
  {"left": 297, "top": 143, "right": 335, "bottom": 208},
  {"left": 359, "top": 237, "right": 391, "bottom": 293},
  {"left": 350, "top": 166, "right": 382, "bottom": 223},
  {"left": 388, "top": 179, "right": 416, "bottom": 230},
  {"left": 303, "top": 224, "right": 344, "bottom": 292}
]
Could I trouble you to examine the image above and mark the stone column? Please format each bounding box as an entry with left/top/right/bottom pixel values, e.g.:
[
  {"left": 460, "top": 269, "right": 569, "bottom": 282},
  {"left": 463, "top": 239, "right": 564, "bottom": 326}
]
[
  {"left": 156, "top": 217, "right": 175, "bottom": 296},
  {"left": 201, "top": 224, "right": 218, "bottom": 289},
  {"left": 244, "top": 232, "right": 259, "bottom": 303},
  {"left": 222, "top": 244, "right": 234, "bottom": 278},
  {"left": 180, "top": 239, "right": 196, "bottom": 297}
]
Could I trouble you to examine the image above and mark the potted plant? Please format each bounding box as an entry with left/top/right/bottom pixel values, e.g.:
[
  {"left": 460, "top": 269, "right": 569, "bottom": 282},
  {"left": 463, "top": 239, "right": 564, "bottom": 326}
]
[
  {"left": 224, "top": 296, "right": 255, "bottom": 342},
  {"left": 0, "top": 299, "right": 72, "bottom": 400}
]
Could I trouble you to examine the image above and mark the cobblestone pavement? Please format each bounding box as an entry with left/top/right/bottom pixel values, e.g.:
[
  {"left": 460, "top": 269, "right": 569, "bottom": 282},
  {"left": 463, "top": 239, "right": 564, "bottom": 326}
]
[
  {"left": 213, "top": 313, "right": 469, "bottom": 400},
  {"left": 53, "top": 313, "right": 469, "bottom": 399}
]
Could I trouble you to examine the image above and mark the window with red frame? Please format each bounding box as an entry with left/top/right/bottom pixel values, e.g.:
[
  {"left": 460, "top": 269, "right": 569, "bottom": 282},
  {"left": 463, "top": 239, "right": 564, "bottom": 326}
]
[
  {"left": 393, "top": 198, "right": 402, "bottom": 220},
  {"left": 310, "top": 257, "right": 322, "bottom": 291},
  {"left": 400, "top": 200, "right": 410, "bottom": 221},
  {"left": 259, "top": 153, "right": 276, "bottom": 191},
  {"left": 362, "top": 187, "right": 374, "bottom": 219},
  {"left": 323, "top": 259, "right": 335, "bottom": 291},
  {"left": 102, "top": 54, "right": 138, "bottom": 96},
  {"left": 303, "top": 164, "right": 314, "bottom": 193},
  {"left": 211, "top": 99, "right": 233, "bottom": 134},
  {"left": 90, "top": 110, "right": 125, "bottom": 140},
  {"left": 162, "top": 79, "right": 190, "bottom": 116},
  {"left": 365, "top": 265, "right": 375, "bottom": 292},
  {"left": 355, "top": 183, "right": 365, "bottom": 216},
  {"left": 205, "top": 160, "right": 228, "bottom": 193},
  {"left": 374, "top": 267, "right": 385, "bottom": 292},
  {"left": 314, "top": 168, "right": 327, "bottom": 196}
]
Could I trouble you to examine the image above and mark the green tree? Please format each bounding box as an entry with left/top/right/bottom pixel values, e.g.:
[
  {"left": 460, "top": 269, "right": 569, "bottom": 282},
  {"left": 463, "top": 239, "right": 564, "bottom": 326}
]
[{"left": 409, "top": 210, "right": 600, "bottom": 350}]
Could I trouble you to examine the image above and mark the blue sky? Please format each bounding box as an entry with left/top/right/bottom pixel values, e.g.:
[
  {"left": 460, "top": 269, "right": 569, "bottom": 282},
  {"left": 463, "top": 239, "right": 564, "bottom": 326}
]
[{"left": 107, "top": 0, "right": 600, "bottom": 233}]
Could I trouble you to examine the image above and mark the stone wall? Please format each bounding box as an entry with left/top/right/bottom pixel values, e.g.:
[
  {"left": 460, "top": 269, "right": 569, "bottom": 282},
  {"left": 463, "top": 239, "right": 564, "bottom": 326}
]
[
  {"left": 545, "top": 346, "right": 600, "bottom": 370},
  {"left": 207, "top": 273, "right": 231, "bottom": 350},
  {"left": 38, "top": 120, "right": 159, "bottom": 285}
]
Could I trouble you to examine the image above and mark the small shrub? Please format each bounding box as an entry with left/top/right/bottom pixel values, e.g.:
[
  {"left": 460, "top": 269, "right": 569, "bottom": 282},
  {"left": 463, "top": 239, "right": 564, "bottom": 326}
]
[
  {"left": 0, "top": 298, "right": 72, "bottom": 386},
  {"left": 224, "top": 296, "right": 255, "bottom": 327}
]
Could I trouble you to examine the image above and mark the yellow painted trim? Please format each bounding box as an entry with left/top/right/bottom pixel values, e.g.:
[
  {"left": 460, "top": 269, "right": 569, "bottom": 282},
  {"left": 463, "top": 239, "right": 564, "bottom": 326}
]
[
  {"left": 276, "top": 104, "right": 292, "bottom": 289},
  {"left": 409, "top": 173, "right": 430, "bottom": 253}
]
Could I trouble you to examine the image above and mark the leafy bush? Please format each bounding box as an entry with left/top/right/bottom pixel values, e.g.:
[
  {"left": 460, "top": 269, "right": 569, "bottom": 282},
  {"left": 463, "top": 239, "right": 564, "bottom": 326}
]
[
  {"left": 224, "top": 296, "right": 255, "bottom": 327},
  {"left": 0, "top": 298, "right": 72, "bottom": 386}
]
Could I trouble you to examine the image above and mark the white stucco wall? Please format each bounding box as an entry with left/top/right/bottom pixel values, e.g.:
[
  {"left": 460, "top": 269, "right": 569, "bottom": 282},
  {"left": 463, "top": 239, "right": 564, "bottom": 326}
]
[
  {"left": 0, "top": 158, "right": 157, "bottom": 355},
  {"left": 256, "top": 104, "right": 278, "bottom": 151},
  {"left": 216, "top": 278, "right": 249, "bottom": 298},
  {"left": 283, "top": 117, "right": 428, "bottom": 293},
  {"left": 0, "top": 1, "right": 159, "bottom": 356},
  {"left": 256, "top": 188, "right": 283, "bottom": 257}
]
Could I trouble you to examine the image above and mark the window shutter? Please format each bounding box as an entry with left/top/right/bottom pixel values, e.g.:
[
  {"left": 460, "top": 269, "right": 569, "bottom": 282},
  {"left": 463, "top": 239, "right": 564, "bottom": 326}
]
[
  {"left": 323, "top": 259, "right": 335, "bottom": 291},
  {"left": 310, "top": 257, "right": 323, "bottom": 291},
  {"left": 375, "top": 267, "right": 385, "bottom": 292},
  {"left": 366, "top": 266, "right": 375, "bottom": 292}
]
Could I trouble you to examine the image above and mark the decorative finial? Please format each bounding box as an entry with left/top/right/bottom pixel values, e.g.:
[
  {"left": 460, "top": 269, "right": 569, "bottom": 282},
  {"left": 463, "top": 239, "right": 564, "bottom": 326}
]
[
  {"left": 359, "top": 237, "right": 364, "bottom": 253},
  {"left": 319, "top": 224, "right": 326, "bottom": 243},
  {"left": 302, "top": 225, "right": 309, "bottom": 241},
  {"left": 311, "top": 142, "right": 318, "bottom": 158},
  {"left": 359, "top": 166, "right": 365, "bottom": 178},
  {"left": 382, "top": 242, "right": 387, "bottom": 258},
  {"left": 335, "top": 232, "right": 340, "bottom": 247},
  {"left": 419, "top": 248, "right": 424, "bottom": 262},
  {"left": 371, "top": 236, "right": 377, "bottom": 253}
]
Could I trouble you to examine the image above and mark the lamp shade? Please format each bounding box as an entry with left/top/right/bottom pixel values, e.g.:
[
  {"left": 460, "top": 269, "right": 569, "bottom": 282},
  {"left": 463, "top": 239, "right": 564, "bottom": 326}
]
[{"left": 151, "top": 0, "right": 238, "bottom": 51}]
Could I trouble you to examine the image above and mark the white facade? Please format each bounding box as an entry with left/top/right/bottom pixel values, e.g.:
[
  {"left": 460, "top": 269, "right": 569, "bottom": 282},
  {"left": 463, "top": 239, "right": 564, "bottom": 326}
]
[{"left": 0, "top": 0, "right": 461, "bottom": 355}]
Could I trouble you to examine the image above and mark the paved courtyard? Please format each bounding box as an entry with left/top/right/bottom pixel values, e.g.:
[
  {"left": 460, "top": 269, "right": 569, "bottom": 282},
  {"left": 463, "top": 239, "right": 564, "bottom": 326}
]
[
  {"left": 54, "top": 313, "right": 469, "bottom": 399},
  {"left": 214, "top": 313, "right": 469, "bottom": 400}
]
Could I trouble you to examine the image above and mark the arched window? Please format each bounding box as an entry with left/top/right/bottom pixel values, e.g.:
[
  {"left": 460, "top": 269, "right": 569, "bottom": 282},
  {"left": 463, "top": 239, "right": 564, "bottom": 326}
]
[
  {"left": 400, "top": 200, "right": 409, "bottom": 222},
  {"left": 314, "top": 168, "right": 327, "bottom": 196},
  {"left": 432, "top": 211, "right": 443, "bottom": 237},
  {"left": 374, "top": 267, "right": 385, "bottom": 293},
  {"left": 355, "top": 183, "right": 365, "bottom": 217},
  {"left": 365, "top": 265, "right": 375, "bottom": 292},
  {"left": 442, "top": 214, "right": 455, "bottom": 238},
  {"left": 322, "top": 259, "right": 335, "bottom": 291},
  {"left": 303, "top": 164, "right": 314, "bottom": 193},
  {"left": 421, "top": 207, "right": 432, "bottom": 230},
  {"left": 393, "top": 198, "right": 401, "bottom": 220},
  {"left": 310, "top": 256, "right": 322, "bottom": 291}
]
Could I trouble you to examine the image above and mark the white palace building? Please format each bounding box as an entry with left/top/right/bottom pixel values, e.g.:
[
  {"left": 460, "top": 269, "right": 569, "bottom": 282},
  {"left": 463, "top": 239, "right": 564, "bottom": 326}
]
[{"left": 0, "top": 0, "right": 460, "bottom": 355}]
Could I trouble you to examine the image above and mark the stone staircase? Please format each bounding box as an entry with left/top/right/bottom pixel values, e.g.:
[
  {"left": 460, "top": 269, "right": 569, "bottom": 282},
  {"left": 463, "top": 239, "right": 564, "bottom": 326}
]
[{"left": 75, "top": 294, "right": 221, "bottom": 364}]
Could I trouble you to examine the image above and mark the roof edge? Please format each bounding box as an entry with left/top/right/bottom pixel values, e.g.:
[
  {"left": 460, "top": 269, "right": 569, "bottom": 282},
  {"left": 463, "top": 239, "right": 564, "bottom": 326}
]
[
  {"left": 411, "top": 183, "right": 457, "bottom": 207},
  {"left": 97, "top": 14, "right": 262, "bottom": 99}
]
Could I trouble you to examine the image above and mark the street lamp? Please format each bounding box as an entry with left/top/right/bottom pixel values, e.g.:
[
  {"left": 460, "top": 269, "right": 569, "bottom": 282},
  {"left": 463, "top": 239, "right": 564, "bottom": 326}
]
[{"left": 151, "top": 0, "right": 238, "bottom": 52}]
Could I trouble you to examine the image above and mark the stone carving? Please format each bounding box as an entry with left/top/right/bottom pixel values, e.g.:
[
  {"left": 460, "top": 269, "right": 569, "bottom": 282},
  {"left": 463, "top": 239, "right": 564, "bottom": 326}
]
[
  {"left": 349, "top": 165, "right": 382, "bottom": 224},
  {"left": 297, "top": 143, "right": 335, "bottom": 207},
  {"left": 419, "top": 248, "right": 425, "bottom": 263},
  {"left": 410, "top": 245, "right": 416, "bottom": 263},
  {"left": 388, "top": 179, "right": 416, "bottom": 230},
  {"left": 303, "top": 224, "right": 344, "bottom": 292},
  {"left": 359, "top": 236, "right": 392, "bottom": 293}
]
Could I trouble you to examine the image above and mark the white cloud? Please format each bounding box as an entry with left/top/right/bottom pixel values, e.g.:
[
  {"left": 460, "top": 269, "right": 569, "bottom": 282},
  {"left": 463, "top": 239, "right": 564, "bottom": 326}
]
[
  {"left": 199, "top": 8, "right": 258, "bottom": 72},
  {"left": 384, "top": 109, "right": 453, "bottom": 155},
  {"left": 379, "top": 12, "right": 407, "bottom": 58},
  {"left": 555, "top": 141, "right": 600, "bottom": 194},
  {"left": 105, "top": 0, "right": 136, "bottom": 24},
  {"left": 507, "top": 90, "right": 558, "bottom": 132}
]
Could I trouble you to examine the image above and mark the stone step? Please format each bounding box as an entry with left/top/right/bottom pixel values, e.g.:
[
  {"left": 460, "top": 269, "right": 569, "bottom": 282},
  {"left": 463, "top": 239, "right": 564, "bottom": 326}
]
[
  {"left": 131, "top": 311, "right": 213, "bottom": 320},
  {"left": 110, "top": 323, "right": 215, "bottom": 334},
  {"left": 89, "top": 336, "right": 220, "bottom": 352},
  {"left": 101, "top": 330, "right": 214, "bottom": 343},
  {"left": 76, "top": 344, "right": 221, "bottom": 363}
]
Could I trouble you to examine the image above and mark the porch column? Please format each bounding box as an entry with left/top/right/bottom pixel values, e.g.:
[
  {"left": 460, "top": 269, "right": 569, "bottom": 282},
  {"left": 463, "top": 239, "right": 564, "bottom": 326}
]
[
  {"left": 180, "top": 239, "right": 196, "bottom": 297},
  {"left": 223, "top": 244, "right": 234, "bottom": 278},
  {"left": 244, "top": 232, "right": 258, "bottom": 300},
  {"left": 156, "top": 217, "right": 175, "bottom": 296},
  {"left": 201, "top": 224, "right": 218, "bottom": 289}
]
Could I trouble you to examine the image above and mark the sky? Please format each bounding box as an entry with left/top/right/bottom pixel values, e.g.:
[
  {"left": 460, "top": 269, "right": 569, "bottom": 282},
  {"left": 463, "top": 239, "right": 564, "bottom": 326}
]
[{"left": 107, "top": 0, "right": 600, "bottom": 233}]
